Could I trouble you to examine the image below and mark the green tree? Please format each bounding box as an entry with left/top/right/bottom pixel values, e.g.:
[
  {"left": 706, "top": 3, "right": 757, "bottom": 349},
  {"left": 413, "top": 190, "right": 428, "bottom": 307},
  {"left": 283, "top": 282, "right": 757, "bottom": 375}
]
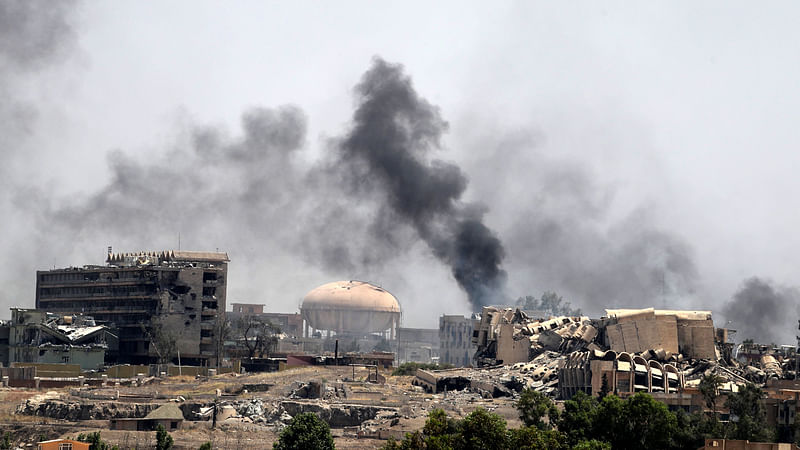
[
  {"left": 155, "top": 424, "right": 174, "bottom": 450},
  {"left": 515, "top": 389, "right": 559, "bottom": 429},
  {"left": 507, "top": 426, "right": 567, "bottom": 449},
  {"left": 0, "top": 432, "right": 10, "bottom": 450},
  {"left": 198, "top": 443, "right": 212, "bottom": 450},
  {"left": 455, "top": 408, "right": 508, "bottom": 450},
  {"left": 557, "top": 391, "right": 599, "bottom": 446},
  {"left": 572, "top": 440, "right": 611, "bottom": 450},
  {"left": 77, "top": 432, "right": 118, "bottom": 450},
  {"left": 422, "top": 409, "right": 459, "bottom": 450},
  {"left": 621, "top": 392, "right": 678, "bottom": 449},
  {"left": 591, "top": 394, "right": 627, "bottom": 446},
  {"left": 274, "top": 412, "right": 335, "bottom": 450},
  {"left": 699, "top": 373, "right": 725, "bottom": 419},
  {"left": 726, "top": 383, "right": 774, "bottom": 442}
]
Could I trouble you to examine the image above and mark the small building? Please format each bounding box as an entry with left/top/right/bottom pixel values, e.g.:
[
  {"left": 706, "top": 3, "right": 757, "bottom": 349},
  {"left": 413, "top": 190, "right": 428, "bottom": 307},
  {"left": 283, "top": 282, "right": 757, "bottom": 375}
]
[
  {"left": 110, "top": 403, "right": 184, "bottom": 431},
  {"left": 700, "top": 439, "right": 800, "bottom": 449},
  {"left": 397, "top": 327, "right": 439, "bottom": 364},
  {"left": 230, "top": 303, "right": 264, "bottom": 314},
  {"left": 37, "top": 440, "right": 90, "bottom": 450}
]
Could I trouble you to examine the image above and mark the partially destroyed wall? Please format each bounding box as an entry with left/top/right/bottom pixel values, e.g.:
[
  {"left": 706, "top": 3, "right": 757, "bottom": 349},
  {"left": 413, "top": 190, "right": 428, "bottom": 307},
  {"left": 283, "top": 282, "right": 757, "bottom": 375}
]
[
  {"left": 604, "top": 308, "right": 715, "bottom": 360},
  {"left": 496, "top": 323, "right": 530, "bottom": 365}
]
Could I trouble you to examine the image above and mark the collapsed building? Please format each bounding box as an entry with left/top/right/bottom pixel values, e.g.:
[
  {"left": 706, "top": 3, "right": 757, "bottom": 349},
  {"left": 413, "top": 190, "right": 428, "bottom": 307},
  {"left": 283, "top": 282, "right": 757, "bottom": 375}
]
[
  {"left": 35, "top": 250, "right": 229, "bottom": 365},
  {"left": 0, "top": 308, "right": 116, "bottom": 370},
  {"left": 408, "top": 306, "right": 780, "bottom": 411}
]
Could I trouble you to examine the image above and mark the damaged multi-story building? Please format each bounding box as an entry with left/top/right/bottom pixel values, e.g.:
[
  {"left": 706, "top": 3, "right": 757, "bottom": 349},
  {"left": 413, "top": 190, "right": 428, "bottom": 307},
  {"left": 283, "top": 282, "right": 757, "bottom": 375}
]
[
  {"left": 35, "top": 250, "right": 228, "bottom": 365},
  {"left": 0, "top": 308, "right": 116, "bottom": 370}
]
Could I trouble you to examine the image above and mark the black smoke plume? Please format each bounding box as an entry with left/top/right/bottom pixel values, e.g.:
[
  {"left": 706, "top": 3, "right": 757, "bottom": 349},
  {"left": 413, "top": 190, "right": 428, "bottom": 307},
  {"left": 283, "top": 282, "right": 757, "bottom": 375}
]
[
  {"left": 332, "top": 58, "right": 507, "bottom": 309},
  {"left": 723, "top": 277, "right": 800, "bottom": 344}
]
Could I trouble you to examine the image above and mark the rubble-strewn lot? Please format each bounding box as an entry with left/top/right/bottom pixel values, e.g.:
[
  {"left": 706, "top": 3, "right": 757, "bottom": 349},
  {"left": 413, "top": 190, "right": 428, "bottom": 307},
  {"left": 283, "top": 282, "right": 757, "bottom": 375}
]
[
  {"left": 7, "top": 366, "right": 523, "bottom": 449},
  {"left": 8, "top": 307, "right": 800, "bottom": 449}
]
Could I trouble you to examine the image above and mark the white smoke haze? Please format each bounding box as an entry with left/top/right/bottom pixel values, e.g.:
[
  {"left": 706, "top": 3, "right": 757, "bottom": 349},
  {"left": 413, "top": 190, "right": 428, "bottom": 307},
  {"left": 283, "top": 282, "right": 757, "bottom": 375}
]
[{"left": 3, "top": 2, "right": 800, "bottom": 334}]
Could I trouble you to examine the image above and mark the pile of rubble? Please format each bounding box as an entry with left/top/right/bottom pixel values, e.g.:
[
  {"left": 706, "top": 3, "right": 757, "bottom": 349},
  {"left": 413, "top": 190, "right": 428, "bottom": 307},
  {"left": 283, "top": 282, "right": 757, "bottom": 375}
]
[{"left": 417, "top": 306, "right": 800, "bottom": 401}]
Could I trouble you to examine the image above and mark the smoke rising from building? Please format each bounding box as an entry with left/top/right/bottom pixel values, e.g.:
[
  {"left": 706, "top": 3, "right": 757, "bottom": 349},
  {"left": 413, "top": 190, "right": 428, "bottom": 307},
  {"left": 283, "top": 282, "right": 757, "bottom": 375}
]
[
  {"left": 1, "top": 3, "right": 795, "bottom": 331},
  {"left": 723, "top": 277, "right": 800, "bottom": 344},
  {"left": 333, "top": 58, "right": 507, "bottom": 309}
]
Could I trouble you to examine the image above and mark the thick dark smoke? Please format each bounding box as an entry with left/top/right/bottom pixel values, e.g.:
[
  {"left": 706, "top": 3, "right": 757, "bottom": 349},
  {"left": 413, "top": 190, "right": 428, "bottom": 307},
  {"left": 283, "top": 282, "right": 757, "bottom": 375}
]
[
  {"left": 723, "top": 277, "right": 800, "bottom": 344},
  {"left": 332, "top": 58, "right": 507, "bottom": 308}
]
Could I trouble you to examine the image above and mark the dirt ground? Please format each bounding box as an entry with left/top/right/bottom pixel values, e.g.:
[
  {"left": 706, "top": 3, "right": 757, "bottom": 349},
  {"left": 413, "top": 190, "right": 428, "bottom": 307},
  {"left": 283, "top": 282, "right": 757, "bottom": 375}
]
[{"left": 4, "top": 365, "right": 522, "bottom": 449}]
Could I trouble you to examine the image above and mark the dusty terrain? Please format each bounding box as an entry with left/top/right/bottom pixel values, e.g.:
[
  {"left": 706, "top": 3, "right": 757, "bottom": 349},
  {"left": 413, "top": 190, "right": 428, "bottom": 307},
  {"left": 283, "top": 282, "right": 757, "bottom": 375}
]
[{"left": 3, "top": 365, "right": 522, "bottom": 449}]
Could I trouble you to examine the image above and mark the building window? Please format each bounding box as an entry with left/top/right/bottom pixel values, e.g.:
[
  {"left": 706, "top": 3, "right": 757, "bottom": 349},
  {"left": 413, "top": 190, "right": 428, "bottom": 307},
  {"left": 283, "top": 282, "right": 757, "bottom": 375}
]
[{"left": 59, "top": 444, "right": 73, "bottom": 450}]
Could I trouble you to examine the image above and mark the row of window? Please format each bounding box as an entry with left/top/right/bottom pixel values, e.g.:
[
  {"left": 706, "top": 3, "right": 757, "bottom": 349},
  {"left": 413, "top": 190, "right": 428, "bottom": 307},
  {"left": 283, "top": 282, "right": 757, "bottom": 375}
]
[{"left": 39, "top": 285, "right": 156, "bottom": 298}]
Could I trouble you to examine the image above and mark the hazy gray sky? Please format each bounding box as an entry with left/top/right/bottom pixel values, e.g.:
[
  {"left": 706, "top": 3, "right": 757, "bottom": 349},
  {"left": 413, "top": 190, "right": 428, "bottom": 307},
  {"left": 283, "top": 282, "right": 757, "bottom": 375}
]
[{"left": 4, "top": 1, "right": 800, "bottom": 337}]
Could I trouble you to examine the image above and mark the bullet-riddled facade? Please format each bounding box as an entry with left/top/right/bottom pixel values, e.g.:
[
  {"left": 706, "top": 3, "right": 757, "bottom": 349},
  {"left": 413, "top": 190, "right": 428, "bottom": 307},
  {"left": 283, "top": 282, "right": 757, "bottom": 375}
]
[{"left": 35, "top": 250, "right": 228, "bottom": 364}]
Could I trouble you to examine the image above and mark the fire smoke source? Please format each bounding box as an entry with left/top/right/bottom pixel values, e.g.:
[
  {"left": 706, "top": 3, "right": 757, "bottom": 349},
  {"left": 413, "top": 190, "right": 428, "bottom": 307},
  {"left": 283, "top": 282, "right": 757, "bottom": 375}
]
[
  {"left": 335, "top": 58, "right": 507, "bottom": 309},
  {"left": 723, "top": 277, "right": 800, "bottom": 344}
]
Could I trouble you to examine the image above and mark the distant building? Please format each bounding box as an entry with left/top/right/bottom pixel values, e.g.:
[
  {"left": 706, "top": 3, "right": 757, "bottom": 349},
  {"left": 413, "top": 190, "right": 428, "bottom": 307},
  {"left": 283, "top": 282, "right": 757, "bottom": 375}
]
[
  {"left": 439, "top": 315, "right": 478, "bottom": 367},
  {"left": 397, "top": 327, "right": 439, "bottom": 364},
  {"left": 230, "top": 303, "right": 264, "bottom": 314},
  {"left": 35, "top": 250, "right": 228, "bottom": 365},
  {"left": 1, "top": 308, "right": 116, "bottom": 369}
]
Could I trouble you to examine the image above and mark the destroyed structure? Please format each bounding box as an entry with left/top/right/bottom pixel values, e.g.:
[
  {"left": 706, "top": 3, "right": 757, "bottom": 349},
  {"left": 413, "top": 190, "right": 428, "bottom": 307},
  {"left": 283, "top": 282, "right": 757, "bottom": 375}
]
[
  {"left": 35, "top": 250, "right": 228, "bottom": 365},
  {"left": 0, "top": 308, "right": 116, "bottom": 369},
  {"left": 406, "top": 304, "right": 800, "bottom": 423},
  {"left": 439, "top": 315, "right": 479, "bottom": 367}
]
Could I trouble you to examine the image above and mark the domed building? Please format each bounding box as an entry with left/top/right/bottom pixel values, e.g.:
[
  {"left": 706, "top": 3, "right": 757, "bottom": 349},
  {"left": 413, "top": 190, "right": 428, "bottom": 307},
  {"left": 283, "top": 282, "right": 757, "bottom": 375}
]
[{"left": 301, "top": 280, "right": 401, "bottom": 339}]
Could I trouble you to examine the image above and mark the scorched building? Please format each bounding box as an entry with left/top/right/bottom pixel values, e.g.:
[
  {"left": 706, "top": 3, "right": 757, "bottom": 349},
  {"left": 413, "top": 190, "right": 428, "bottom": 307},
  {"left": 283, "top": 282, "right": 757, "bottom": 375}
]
[{"left": 35, "top": 250, "right": 228, "bottom": 365}]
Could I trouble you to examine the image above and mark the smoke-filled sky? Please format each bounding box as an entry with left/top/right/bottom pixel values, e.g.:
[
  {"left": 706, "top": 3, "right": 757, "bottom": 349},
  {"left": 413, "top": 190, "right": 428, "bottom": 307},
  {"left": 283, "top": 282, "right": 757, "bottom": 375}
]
[{"left": 4, "top": 1, "right": 800, "bottom": 340}]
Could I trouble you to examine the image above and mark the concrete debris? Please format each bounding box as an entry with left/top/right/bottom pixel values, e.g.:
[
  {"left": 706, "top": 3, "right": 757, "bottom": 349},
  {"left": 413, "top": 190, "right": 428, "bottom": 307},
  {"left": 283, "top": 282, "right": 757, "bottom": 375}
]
[{"left": 420, "top": 306, "right": 800, "bottom": 402}]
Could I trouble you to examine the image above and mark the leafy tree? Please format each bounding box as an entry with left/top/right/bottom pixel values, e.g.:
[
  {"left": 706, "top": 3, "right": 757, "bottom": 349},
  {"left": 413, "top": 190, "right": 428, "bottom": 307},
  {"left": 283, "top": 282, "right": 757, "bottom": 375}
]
[
  {"left": 455, "top": 408, "right": 508, "bottom": 450},
  {"left": 591, "top": 394, "right": 627, "bottom": 446},
  {"left": 77, "top": 432, "right": 118, "bottom": 450},
  {"left": 515, "top": 389, "right": 559, "bottom": 429},
  {"left": 572, "top": 440, "right": 611, "bottom": 450},
  {"left": 598, "top": 373, "right": 610, "bottom": 399},
  {"left": 620, "top": 392, "right": 678, "bottom": 449},
  {"left": 0, "top": 432, "right": 10, "bottom": 450},
  {"left": 198, "top": 443, "right": 212, "bottom": 450},
  {"left": 155, "top": 424, "right": 174, "bottom": 450},
  {"left": 726, "top": 383, "right": 775, "bottom": 442},
  {"left": 274, "top": 412, "right": 335, "bottom": 450},
  {"left": 557, "top": 391, "right": 599, "bottom": 446},
  {"left": 515, "top": 292, "right": 582, "bottom": 317},
  {"left": 236, "top": 315, "right": 281, "bottom": 358},
  {"left": 422, "top": 409, "right": 459, "bottom": 450},
  {"left": 507, "top": 426, "right": 568, "bottom": 449},
  {"left": 699, "top": 373, "right": 725, "bottom": 419},
  {"left": 143, "top": 318, "right": 178, "bottom": 364}
]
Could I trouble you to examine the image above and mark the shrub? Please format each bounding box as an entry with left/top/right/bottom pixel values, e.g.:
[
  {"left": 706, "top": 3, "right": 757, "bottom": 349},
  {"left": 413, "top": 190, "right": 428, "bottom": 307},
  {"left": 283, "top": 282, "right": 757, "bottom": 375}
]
[{"left": 274, "top": 412, "right": 335, "bottom": 450}]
